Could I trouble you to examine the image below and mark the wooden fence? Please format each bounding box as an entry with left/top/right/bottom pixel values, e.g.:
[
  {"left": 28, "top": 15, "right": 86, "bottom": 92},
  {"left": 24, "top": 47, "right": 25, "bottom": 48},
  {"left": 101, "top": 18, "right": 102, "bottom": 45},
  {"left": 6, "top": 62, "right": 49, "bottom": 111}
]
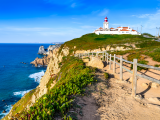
[{"left": 75, "top": 51, "right": 160, "bottom": 97}]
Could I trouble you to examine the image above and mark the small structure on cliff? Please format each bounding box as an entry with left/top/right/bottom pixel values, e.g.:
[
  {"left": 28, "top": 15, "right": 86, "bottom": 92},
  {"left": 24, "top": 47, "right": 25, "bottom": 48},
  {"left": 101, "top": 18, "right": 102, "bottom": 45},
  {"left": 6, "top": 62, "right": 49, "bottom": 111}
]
[{"left": 94, "top": 17, "right": 141, "bottom": 35}]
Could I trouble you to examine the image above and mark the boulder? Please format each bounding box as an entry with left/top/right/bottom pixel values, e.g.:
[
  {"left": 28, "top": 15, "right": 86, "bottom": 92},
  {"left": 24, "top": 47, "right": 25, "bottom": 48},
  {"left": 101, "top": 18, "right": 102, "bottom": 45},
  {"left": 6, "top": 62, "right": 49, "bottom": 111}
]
[
  {"left": 87, "top": 57, "right": 104, "bottom": 69},
  {"left": 2, "top": 110, "right": 6, "bottom": 113}
]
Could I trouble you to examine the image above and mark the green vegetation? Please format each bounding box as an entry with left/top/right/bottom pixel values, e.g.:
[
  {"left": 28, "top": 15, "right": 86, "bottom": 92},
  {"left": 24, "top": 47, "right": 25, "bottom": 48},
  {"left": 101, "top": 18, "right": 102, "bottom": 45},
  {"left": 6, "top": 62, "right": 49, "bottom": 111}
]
[
  {"left": 59, "top": 33, "right": 160, "bottom": 63},
  {"left": 154, "top": 64, "right": 160, "bottom": 67},
  {"left": 142, "top": 33, "right": 155, "bottom": 37},
  {"left": 14, "top": 56, "right": 96, "bottom": 120},
  {"left": 59, "top": 33, "right": 153, "bottom": 55},
  {"left": 104, "top": 73, "right": 109, "bottom": 79}
]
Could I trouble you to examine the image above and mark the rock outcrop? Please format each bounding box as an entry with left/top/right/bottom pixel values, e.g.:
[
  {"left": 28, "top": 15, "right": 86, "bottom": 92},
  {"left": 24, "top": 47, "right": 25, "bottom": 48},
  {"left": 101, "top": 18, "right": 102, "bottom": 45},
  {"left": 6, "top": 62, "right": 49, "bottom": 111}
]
[
  {"left": 38, "top": 46, "right": 47, "bottom": 55},
  {"left": 87, "top": 57, "right": 104, "bottom": 69},
  {"left": 38, "top": 44, "right": 61, "bottom": 55},
  {"left": 30, "top": 56, "right": 50, "bottom": 67}
]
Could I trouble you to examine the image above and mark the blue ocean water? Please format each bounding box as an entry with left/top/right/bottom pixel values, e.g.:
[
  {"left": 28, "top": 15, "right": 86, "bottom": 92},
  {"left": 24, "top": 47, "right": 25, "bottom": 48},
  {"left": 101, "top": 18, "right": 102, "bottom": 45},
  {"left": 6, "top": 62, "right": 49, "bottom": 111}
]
[{"left": 0, "top": 43, "right": 51, "bottom": 119}]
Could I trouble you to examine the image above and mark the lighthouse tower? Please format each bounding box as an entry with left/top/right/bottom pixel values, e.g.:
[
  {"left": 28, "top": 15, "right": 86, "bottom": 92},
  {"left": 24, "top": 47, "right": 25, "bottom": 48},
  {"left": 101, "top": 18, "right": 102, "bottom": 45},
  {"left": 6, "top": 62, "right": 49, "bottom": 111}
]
[{"left": 103, "top": 17, "right": 109, "bottom": 30}]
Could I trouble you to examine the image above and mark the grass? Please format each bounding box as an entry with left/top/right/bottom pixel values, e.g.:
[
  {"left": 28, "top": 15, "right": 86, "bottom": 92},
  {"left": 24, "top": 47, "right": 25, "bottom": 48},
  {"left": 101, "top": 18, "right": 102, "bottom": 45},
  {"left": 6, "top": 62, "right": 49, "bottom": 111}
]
[
  {"left": 59, "top": 33, "right": 153, "bottom": 55},
  {"left": 12, "top": 56, "right": 97, "bottom": 120},
  {"left": 59, "top": 33, "right": 160, "bottom": 63}
]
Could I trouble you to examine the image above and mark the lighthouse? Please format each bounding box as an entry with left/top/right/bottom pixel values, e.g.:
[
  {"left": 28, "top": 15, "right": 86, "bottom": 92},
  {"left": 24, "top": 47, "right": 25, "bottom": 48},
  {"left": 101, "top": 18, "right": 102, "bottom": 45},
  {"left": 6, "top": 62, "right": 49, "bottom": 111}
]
[{"left": 103, "top": 17, "right": 109, "bottom": 30}]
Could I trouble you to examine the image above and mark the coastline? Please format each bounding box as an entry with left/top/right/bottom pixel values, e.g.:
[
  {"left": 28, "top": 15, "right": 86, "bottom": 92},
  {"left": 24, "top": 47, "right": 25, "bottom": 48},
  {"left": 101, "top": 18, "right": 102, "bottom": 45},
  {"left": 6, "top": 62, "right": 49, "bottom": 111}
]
[{"left": 0, "top": 44, "right": 51, "bottom": 119}]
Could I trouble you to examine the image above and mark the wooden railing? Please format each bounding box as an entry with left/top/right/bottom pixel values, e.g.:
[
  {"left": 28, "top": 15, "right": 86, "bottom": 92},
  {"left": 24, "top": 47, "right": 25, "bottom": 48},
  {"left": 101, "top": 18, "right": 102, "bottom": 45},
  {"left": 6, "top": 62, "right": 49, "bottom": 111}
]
[{"left": 75, "top": 51, "right": 160, "bottom": 97}]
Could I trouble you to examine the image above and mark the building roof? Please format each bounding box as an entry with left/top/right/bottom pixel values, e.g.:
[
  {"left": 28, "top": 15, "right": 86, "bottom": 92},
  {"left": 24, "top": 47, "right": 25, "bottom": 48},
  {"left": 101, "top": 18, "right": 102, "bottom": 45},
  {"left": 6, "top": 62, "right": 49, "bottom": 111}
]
[
  {"left": 123, "top": 27, "right": 128, "bottom": 28},
  {"left": 99, "top": 27, "right": 103, "bottom": 29},
  {"left": 110, "top": 27, "right": 114, "bottom": 29},
  {"left": 120, "top": 29, "right": 130, "bottom": 31}
]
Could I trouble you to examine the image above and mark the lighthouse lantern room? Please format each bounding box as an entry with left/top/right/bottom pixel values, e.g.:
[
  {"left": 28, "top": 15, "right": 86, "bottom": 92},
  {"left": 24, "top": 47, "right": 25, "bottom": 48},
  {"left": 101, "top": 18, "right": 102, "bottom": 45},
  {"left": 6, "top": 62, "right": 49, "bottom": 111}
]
[{"left": 103, "top": 17, "right": 109, "bottom": 30}]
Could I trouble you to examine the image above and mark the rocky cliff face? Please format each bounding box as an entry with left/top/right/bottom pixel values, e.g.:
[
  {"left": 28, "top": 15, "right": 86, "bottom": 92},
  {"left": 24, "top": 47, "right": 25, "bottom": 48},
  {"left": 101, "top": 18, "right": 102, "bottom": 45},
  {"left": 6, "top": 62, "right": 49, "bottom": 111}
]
[{"left": 3, "top": 46, "right": 69, "bottom": 120}]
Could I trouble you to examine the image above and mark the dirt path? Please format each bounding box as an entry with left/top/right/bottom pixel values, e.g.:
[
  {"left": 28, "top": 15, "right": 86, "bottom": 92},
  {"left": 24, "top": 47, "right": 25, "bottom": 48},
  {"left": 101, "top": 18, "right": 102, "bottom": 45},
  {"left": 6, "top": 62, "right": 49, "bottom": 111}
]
[{"left": 75, "top": 70, "right": 160, "bottom": 120}]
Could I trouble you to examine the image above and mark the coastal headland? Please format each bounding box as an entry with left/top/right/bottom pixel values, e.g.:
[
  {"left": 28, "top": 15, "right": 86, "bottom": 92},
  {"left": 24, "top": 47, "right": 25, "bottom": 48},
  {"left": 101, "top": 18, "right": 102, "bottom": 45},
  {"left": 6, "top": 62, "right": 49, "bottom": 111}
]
[{"left": 3, "top": 33, "right": 160, "bottom": 120}]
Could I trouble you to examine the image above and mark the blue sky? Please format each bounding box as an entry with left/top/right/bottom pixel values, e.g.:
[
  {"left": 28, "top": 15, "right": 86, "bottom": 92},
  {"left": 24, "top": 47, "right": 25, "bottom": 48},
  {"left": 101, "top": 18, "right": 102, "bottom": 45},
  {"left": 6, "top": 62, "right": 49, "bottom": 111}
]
[{"left": 0, "top": 0, "right": 160, "bottom": 43}]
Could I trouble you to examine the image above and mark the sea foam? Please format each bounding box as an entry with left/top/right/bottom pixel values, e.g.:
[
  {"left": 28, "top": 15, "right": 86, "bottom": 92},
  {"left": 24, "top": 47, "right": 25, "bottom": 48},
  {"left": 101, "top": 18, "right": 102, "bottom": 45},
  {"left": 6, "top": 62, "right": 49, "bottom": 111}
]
[
  {"left": 29, "top": 70, "right": 45, "bottom": 83},
  {"left": 13, "top": 89, "right": 32, "bottom": 97},
  {"left": 0, "top": 105, "right": 12, "bottom": 119}
]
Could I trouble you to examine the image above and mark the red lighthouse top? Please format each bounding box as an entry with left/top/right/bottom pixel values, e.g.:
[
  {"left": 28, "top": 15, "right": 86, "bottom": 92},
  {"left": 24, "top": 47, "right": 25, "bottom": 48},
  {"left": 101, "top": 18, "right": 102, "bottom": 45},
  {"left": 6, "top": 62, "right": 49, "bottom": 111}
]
[{"left": 104, "top": 17, "right": 108, "bottom": 22}]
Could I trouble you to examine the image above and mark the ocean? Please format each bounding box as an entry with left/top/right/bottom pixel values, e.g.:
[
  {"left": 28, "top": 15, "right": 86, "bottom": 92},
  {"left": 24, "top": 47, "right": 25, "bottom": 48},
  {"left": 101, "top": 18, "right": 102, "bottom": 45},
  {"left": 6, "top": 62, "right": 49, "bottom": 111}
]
[{"left": 0, "top": 43, "right": 51, "bottom": 119}]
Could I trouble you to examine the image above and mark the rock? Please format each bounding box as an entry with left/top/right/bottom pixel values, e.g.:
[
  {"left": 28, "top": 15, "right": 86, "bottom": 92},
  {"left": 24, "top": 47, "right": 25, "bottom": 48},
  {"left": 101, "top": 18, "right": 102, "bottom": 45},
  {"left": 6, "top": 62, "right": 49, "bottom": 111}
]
[
  {"left": 47, "top": 44, "right": 61, "bottom": 52},
  {"left": 2, "top": 110, "right": 6, "bottom": 113},
  {"left": 38, "top": 46, "right": 47, "bottom": 55},
  {"left": 87, "top": 57, "right": 104, "bottom": 69},
  {"left": 35, "top": 63, "right": 38, "bottom": 67},
  {"left": 141, "top": 83, "right": 148, "bottom": 88},
  {"left": 151, "top": 82, "right": 160, "bottom": 88}
]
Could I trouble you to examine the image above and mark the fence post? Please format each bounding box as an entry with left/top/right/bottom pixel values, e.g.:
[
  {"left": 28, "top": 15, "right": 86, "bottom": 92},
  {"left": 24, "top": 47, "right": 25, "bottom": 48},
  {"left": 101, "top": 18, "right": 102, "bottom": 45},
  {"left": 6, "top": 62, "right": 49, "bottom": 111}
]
[
  {"left": 109, "top": 54, "right": 111, "bottom": 70},
  {"left": 113, "top": 54, "right": 116, "bottom": 73},
  {"left": 132, "top": 59, "right": 137, "bottom": 97},
  {"left": 92, "top": 52, "right": 93, "bottom": 57},
  {"left": 105, "top": 52, "right": 106, "bottom": 61},
  {"left": 107, "top": 53, "right": 108, "bottom": 64},
  {"left": 103, "top": 52, "right": 105, "bottom": 61},
  {"left": 96, "top": 52, "right": 98, "bottom": 57},
  {"left": 88, "top": 53, "right": 89, "bottom": 57},
  {"left": 120, "top": 56, "right": 123, "bottom": 81}
]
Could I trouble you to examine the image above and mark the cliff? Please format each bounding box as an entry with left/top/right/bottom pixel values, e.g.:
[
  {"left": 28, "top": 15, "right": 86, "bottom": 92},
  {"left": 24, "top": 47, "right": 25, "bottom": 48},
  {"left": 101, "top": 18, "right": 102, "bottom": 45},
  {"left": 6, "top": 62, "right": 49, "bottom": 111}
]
[
  {"left": 3, "top": 46, "right": 69, "bottom": 120},
  {"left": 3, "top": 33, "right": 159, "bottom": 120}
]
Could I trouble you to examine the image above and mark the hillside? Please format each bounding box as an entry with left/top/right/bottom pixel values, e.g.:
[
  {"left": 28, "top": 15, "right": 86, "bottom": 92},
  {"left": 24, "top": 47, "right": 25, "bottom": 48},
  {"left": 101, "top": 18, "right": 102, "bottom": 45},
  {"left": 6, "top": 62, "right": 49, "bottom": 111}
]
[{"left": 3, "top": 33, "right": 160, "bottom": 120}]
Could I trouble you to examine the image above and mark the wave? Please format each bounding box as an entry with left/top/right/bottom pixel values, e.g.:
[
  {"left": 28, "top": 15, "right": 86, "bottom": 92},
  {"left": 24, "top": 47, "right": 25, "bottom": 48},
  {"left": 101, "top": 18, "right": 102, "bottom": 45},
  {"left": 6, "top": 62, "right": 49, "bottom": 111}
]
[
  {"left": 0, "top": 105, "right": 12, "bottom": 119},
  {"left": 13, "top": 89, "right": 32, "bottom": 97},
  {"left": 29, "top": 70, "right": 45, "bottom": 83}
]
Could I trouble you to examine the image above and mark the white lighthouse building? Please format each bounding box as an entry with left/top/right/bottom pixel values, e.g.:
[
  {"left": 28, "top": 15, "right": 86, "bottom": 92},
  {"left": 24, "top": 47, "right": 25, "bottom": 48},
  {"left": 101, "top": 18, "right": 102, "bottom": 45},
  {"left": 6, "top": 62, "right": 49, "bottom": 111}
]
[
  {"left": 103, "top": 17, "right": 109, "bottom": 30},
  {"left": 94, "top": 17, "right": 141, "bottom": 35}
]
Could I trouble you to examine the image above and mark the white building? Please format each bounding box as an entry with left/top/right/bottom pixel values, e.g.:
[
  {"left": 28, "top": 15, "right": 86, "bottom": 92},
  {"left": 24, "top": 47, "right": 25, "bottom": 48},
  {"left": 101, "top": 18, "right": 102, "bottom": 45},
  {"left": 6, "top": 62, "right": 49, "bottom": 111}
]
[{"left": 94, "top": 17, "right": 141, "bottom": 35}]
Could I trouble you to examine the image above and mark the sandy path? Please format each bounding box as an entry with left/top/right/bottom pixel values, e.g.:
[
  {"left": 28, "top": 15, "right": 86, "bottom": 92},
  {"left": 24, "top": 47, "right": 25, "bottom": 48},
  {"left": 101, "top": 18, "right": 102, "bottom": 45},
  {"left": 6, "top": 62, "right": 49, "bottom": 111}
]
[{"left": 76, "top": 69, "right": 160, "bottom": 120}]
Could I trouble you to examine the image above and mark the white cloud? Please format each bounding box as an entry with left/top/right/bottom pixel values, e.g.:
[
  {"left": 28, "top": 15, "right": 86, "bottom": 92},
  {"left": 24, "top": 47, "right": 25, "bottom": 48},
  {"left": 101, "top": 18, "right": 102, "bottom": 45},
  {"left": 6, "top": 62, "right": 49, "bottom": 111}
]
[
  {"left": 98, "top": 9, "right": 109, "bottom": 16},
  {"left": 129, "top": 9, "right": 160, "bottom": 35},
  {"left": 131, "top": 14, "right": 154, "bottom": 18}
]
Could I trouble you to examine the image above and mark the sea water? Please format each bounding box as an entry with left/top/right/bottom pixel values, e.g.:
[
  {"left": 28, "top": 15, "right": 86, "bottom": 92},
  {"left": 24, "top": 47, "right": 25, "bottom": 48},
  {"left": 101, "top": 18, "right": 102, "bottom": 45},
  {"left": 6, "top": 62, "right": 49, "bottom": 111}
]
[{"left": 0, "top": 43, "right": 51, "bottom": 119}]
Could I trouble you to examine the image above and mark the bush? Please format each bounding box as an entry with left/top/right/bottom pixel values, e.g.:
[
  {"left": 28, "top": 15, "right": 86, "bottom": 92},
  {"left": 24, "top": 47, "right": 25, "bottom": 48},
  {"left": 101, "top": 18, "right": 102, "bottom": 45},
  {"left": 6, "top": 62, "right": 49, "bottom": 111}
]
[
  {"left": 16, "top": 56, "right": 97, "bottom": 120},
  {"left": 104, "top": 73, "right": 109, "bottom": 79}
]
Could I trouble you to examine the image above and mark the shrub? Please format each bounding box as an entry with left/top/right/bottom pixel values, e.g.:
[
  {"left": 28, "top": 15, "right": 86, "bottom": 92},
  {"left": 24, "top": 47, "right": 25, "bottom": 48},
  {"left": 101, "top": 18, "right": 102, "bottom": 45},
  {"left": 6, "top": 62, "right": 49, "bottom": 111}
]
[
  {"left": 16, "top": 56, "right": 97, "bottom": 120},
  {"left": 104, "top": 73, "right": 109, "bottom": 79}
]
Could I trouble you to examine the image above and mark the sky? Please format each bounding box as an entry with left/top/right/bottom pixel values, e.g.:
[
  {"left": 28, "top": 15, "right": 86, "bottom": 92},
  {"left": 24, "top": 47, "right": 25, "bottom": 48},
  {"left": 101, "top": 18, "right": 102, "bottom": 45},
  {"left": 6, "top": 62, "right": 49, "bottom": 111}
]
[{"left": 0, "top": 0, "right": 160, "bottom": 43}]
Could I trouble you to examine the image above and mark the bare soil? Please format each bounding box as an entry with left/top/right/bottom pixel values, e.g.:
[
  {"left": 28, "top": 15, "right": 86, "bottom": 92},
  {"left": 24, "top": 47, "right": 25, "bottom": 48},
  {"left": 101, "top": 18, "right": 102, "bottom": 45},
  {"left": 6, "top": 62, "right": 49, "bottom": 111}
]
[{"left": 74, "top": 67, "right": 160, "bottom": 120}]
